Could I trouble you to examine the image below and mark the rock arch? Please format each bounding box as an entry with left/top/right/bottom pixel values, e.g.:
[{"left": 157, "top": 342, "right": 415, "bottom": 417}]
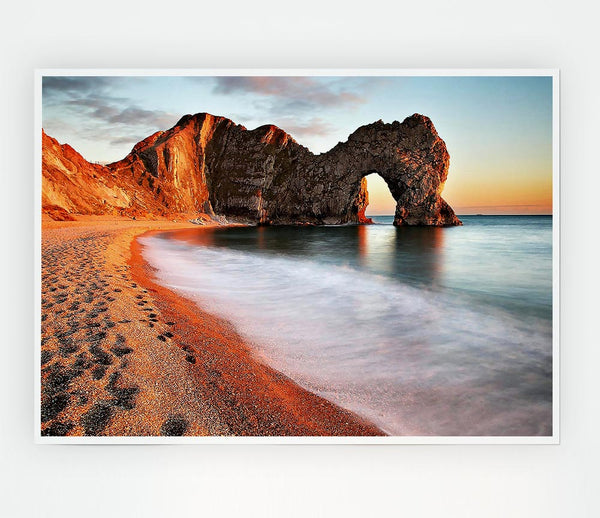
[
  {"left": 42, "top": 112, "right": 462, "bottom": 226},
  {"left": 236, "top": 113, "right": 462, "bottom": 226},
  {"left": 202, "top": 113, "right": 461, "bottom": 226}
]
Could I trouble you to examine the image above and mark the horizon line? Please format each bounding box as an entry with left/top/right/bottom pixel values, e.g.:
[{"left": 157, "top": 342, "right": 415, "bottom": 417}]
[{"left": 365, "top": 213, "right": 553, "bottom": 217}]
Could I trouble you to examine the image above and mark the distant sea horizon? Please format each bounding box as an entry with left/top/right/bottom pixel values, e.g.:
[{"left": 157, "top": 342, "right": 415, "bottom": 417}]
[{"left": 366, "top": 213, "right": 553, "bottom": 217}]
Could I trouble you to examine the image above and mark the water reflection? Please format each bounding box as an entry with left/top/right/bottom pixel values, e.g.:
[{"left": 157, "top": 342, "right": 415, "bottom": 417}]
[
  {"left": 158, "top": 226, "right": 218, "bottom": 248},
  {"left": 157, "top": 223, "right": 449, "bottom": 287},
  {"left": 256, "top": 225, "right": 266, "bottom": 250},
  {"left": 391, "top": 226, "right": 446, "bottom": 285},
  {"left": 357, "top": 224, "right": 367, "bottom": 259}
]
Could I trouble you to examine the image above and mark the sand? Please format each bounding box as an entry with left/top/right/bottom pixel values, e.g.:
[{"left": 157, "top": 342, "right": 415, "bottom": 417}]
[{"left": 40, "top": 216, "right": 384, "bottom": 437}]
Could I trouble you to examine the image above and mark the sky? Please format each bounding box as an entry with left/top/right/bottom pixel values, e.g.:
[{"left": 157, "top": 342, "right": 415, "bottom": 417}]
[{"left": 42, "top": 74, "right": 553, "bottom": 215}]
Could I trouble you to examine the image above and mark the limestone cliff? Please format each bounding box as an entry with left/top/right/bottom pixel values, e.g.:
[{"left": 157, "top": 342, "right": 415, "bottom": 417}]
[
  {"left": 42, "top": 131, "right": 167, "bottom": 219},
  {"left": 42, "top": 112, "right": 461, "bottom": 226}
]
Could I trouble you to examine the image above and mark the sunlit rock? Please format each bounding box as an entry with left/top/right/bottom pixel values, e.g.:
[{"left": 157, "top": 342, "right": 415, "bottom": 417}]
[{"left": 42, "top": 112, "right": 461, "bottom": 226}]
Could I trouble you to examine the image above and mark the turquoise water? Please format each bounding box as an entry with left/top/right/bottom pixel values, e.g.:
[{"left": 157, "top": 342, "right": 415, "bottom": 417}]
[{"left": 141, "top": 216, "right": 553, "bottom": 436}]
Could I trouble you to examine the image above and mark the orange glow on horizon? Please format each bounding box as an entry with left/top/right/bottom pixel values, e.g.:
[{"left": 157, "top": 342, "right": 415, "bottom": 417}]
[
  {"left": 365, "top": 169, "right": 552, "bottom": 216},
  {"left": 442, "top": 167, "right": 552, "bottom": 214}
]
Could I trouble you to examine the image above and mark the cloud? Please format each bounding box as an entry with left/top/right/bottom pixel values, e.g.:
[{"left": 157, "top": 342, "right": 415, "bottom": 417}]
[
  {"left": 64, "top": 97, "right": 177, "bottom": 130},
  {"left": 106, "top": 107, "right": 177, "bottom": 128},
  {"left": 273, "top": 117, "right": 336, "bottom": 138},
  {"left": 209, "top": 77, "right": 370, "bottom": 147},
  {"left": 43, "top": 76, "right": 115, "bottom": 96},
  {"left": 41, "top": 75, "right": 373, "bottom": 160},
  {"left": 212, "top": 76, "right": 366, "bottom": 113},
  {"left": 42, "top": 76, "right": 179, "bottom": 154},
  {"left": 42, "top": 77, "right": 121, "bottom": 109},
  {"left": 109, "top": 135, "right": 148, "bottom": 146}
]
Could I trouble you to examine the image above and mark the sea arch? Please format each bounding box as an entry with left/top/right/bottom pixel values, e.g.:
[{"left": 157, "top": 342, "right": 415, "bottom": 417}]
[{"left": 359, "top": 173, "right": 397, "bottom": 222}]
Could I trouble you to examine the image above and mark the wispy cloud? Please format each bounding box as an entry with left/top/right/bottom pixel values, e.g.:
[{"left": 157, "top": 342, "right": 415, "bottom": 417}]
[
  {"left": 106, "top": 107, "right": 175, "bottom": 127},
  {"left": 109, "top": 135, "right": 150, "bottom": 147},
  {"left": 42, "top": 76, "right": 376, "bottom": 159},
  {"left": 207, "top": 77, "right": 371, "bottom": 146},
  {"left": 273, "top": 117, "right": 336, "bottom": 138},
  {"left": 212, "top": 76, "right": 366, "bottom": 113},
  {"left": 42, "top": 76, "right": 116, "bottom": 98},
  {"left": 42, "top": 76, "right": 179, "bottom": 154}
]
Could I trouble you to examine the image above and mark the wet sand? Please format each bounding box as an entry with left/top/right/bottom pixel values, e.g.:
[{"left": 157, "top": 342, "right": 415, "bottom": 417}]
[{"left": 40, "top": 216, "right": 384, "bottom": 437}]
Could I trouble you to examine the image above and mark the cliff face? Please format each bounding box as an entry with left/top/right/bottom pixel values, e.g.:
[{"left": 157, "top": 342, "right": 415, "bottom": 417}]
[
  {"left": 42, "top": 131, "right": 166, "bottom": 219},
  {"left": 42, "top": 112, "right": 461, "bottom": 226}
]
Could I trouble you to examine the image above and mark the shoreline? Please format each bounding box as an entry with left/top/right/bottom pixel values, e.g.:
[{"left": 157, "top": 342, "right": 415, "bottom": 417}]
[{"left": 40, "top": 216, "right": 384, "bottom": 437}]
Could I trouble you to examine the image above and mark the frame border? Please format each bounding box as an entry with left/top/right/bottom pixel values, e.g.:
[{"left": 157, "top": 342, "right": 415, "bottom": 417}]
[{"left": 34, "top": 68, "right": 560, "bottom": 445}]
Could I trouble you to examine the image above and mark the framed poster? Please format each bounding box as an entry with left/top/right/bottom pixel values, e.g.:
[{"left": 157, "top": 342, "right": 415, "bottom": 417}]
[{"left": 36, "top": 69, "right": 558, "bottom": 443}]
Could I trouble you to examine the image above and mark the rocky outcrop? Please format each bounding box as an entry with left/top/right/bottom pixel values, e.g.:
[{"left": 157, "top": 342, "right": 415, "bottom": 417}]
[
  {"left": 356, "top": 177, "right": 373, "bottom": 224},
  {"left": 42, "top": 112, "right": 461, "bottom": 226},
  {"left": 42, "top": 131, "right": 166, "bottom": 218}
]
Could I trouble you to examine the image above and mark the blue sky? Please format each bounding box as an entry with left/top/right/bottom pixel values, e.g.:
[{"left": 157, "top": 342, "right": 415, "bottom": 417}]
[{"left": 42, "top": 74, "right": 553, "bottom": 214}]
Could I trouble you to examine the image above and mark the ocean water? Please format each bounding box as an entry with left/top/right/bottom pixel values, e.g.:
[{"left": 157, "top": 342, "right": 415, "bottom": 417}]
[{"left": 140, "top": 215, "right": 553, "bottom": 436}]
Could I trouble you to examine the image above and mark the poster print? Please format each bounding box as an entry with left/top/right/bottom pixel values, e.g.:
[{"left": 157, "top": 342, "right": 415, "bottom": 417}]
[{"left": 37, "top": 70, "right": 558, "bottom": 442}]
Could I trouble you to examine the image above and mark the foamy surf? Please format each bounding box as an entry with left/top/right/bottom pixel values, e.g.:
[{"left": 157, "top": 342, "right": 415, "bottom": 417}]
[{"left": 140, "top": 219, "right": 552, "bottom": 436}]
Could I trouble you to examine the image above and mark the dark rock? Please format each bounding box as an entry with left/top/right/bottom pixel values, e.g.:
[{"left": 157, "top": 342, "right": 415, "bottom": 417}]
[{"left": 42, "top": 113, "right": 460, "bottom": 226}]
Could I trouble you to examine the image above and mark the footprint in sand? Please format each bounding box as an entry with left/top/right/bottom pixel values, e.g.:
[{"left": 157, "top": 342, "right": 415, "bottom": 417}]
[
  {"left": 160, "top": 415, "right": 188, "bottom": 436},
  {"left": 80, "top": 402, "right": 114, "bottom": 435}
]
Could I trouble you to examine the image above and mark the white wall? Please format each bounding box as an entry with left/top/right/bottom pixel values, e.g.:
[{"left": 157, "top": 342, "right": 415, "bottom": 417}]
[{"left": 1, "top": 1, "right": 599, "bottom": 516}]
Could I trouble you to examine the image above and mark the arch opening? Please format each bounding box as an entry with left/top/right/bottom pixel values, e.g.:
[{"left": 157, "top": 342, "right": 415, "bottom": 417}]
[{"left": 362, "top": 173, "right": 396, "bottom": 220}]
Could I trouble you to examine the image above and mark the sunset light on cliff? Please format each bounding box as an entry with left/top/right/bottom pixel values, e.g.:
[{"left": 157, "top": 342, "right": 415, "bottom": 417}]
[
  {"left": 43, "top": 74, "right": 553, "bottom": 215},
  {"left": 39, "top": 71, "right": 555, "bottom": 441}
]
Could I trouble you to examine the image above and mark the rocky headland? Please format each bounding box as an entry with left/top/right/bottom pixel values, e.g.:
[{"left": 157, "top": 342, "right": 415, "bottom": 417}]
[{"left": 42, "top": 113, "right": 461, "bottom": 226}]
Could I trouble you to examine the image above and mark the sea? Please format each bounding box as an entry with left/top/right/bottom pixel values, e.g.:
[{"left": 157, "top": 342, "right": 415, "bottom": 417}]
[{"left": 140, "top": 215, "right": 553, "bottom": 436}]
